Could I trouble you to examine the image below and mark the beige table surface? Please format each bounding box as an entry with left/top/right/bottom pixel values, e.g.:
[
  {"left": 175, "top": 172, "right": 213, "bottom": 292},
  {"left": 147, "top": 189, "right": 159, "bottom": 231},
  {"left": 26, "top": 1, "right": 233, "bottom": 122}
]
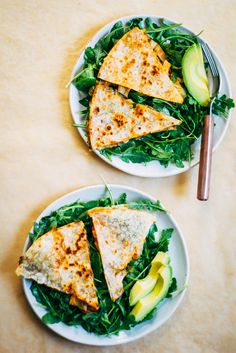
[{"left": 1, "top": 1, "right": 236, "bottom": 352}]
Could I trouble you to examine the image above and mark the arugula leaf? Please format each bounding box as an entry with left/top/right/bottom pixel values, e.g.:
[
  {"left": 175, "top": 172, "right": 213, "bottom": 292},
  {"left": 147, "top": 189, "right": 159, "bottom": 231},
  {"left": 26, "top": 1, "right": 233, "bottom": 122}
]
[
  {"left": 166, "top": 277, "right": 177, "bottom": 298},
  {"left": 157, "top": 228, "right": 174, "bottom": 252},
  {"left": 127, "top": 17, "right": 143, "bottom": 29},
  {"left": 114, "top": 192, "right": 127, "bottom": 205},
  {"left": 72, "top": 64, "right": 96, "bottom": 92},
  {"left": 213, "top": 95, "right": 235, "bottom": 118},
  {"left": 145, "top": 18, "right": 182, "bottom": 40},
  {"left": 101, "top": 21, "right": 126, "bottom": 52},
  {"left": 79, "top": 97, "right": 90, "bottom": 107},
  {"left": 84, "top": 47, "right": 96, "bottom": 63},
  {"left": 128, "top": 199, "right": 166, "bottom": 212},
  {"left": 128, "top": 90, "right": 147, "bottom": 104},
  {"left": 73, "top": 122, "right": 87, "bottom": 129},
  {"left": 42, "top": 313, "right": 61, "bottom": 325}
]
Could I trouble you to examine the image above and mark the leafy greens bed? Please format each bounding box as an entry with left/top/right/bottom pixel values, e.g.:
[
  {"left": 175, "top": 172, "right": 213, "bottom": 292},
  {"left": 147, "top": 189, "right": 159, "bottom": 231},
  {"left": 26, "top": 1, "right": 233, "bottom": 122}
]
[
  {"left": 29, "top": 192, "right": 177, "bottom": 336},
  {"left": 71, "top": 17, "right": 234, "bottom": 167}
]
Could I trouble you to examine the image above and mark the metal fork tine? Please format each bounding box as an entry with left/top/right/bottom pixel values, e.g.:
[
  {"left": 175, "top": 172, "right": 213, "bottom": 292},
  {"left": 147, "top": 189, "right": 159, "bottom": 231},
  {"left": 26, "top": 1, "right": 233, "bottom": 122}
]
[
  {"left": 209, "top": 59, "right": 218, "bottom": 77},
  {"left": 202, "top": 44, "right": 212, "bottom": 64},
  {"left": 202, "top": 43, "right": 219, "bottom": 77},
  {"left": 203, "top": 45, "right": 214, "bottom": 70},
  {"left": 205, "top": 45, "right": 218, "bottom": 76}
]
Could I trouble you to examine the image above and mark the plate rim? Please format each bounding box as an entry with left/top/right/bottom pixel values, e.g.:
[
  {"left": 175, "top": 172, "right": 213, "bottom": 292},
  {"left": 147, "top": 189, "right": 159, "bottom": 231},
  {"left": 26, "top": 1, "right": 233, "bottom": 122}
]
[
  {"left": 21, "top": 183, "right": 190, "bottom": 346},
  {"left": 68, "top": 14, "right": 232, "bottom": 178}
]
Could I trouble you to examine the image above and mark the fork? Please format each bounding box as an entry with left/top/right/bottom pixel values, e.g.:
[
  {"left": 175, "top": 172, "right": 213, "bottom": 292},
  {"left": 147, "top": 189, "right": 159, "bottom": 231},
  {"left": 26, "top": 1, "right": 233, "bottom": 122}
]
[{"left": 197, "top": 43, "right": 220, "bottom": 201}]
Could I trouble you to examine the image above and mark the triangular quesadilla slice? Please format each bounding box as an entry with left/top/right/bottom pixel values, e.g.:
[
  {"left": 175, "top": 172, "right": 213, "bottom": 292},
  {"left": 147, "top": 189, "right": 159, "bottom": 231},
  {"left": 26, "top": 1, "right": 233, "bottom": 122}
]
[
  {"left": 16, "top": 221, "right": 99, "bottom": 311},
  {"left": 98, "top": 27, "right": 184, "bottom": 103},
  {"left": 88, "top": 81, "right": 181, "bottom": 150},
  {"left": 88, "top": 206, "right": 156, "bottom": 301},
  {"left": 150, "top": 39, "right": 186, "bottom": 99}
]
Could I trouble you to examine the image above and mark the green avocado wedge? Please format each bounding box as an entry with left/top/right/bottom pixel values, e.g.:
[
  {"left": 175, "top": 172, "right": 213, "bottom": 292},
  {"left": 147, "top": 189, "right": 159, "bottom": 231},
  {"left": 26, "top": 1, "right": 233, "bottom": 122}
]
[
  {"left": 130, "top": 265, "right": 172, "bottom": 322},
  {"left": 129, "top": 252, "right": 170, "bottom": 306},
  {"left": 182, "top": 43, "right": 210, "bottom": 106}
]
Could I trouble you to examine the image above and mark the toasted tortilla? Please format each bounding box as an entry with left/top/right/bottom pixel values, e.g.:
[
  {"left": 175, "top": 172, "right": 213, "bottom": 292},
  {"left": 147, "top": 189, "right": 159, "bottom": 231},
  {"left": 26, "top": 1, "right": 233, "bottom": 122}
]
[
  {"left": 150, "top": 39, "right": 185, "bottom": 99},
  {"left": 88, "top": 206, "right": 156, "bottom": 301},
  {"left": 88, "top": 81, "right": 182, "bottom": 150},
  {"left": 150, "top": 39, "right": 166, "bottom": 63},
  {"left": 16, "top": 221, "right": 99, "bottom": 311},
  {"left": 117, "top": 85, "right": 130, "bottom": 97},
  {"left": 98, "top": 27, "right": 184, "bottom": 103}
]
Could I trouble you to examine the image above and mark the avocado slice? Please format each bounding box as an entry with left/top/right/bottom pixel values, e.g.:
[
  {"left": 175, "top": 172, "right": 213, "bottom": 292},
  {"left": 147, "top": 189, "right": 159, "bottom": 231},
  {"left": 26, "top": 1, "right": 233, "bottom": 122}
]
[
  {"left": 129, "top": 252, "right": 170, "bottom": 306},
  {"left": 130, "top": 265, "right": 172, "bottom": 322},
  {"left": 182, "top": 43, "right": 210, "bottom": 106}
]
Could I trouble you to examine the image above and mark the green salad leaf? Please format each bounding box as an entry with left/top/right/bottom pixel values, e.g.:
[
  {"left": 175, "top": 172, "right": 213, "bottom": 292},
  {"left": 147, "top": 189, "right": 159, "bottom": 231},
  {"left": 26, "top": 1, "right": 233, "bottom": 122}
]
[
  {"left": 128, "top": 199, "right": 166, "bottom": 212},
  {"left": 166, "top": 277, "right": 178, "bottom": 298},
  {"left": 29, "top": 192, "right": 176, "bottom": 335},
  {"left": 157, "top": 228, "right": 174, "bottom": 252},
  {"left": 71, "top": 17, "right": 234, "bottom": 168},
  {"left": 212, "top": 95, "right": 235, "bottom": 118}
]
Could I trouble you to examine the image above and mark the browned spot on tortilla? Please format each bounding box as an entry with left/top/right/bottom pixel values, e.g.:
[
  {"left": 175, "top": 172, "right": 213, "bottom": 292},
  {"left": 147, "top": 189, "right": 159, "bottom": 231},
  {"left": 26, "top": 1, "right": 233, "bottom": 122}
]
[
  {"left": 151, "top": 65, "right": 159, "bottom": 75},
  {"left": 135, "top": 105, "right": 145, "bottom": 117},
  {"left": 113, "top": 113, "right": 127, "bottom": 128}
]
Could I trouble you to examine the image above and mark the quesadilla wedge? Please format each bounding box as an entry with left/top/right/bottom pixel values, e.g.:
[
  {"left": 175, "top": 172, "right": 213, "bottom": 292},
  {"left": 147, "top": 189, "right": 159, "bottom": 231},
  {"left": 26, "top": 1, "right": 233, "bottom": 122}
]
[
  {"left": 88, "top": 206, "right": 156, "bottom": 301},
  {"left": 149, "top": 45, "right": 185, "bottom": 99},
  {"left": 98, "top": 27, "right": 184, "bottom": 103},
  {"left": 16, "top": 221, "right": 99, "bottom": 312},
  {"left": 88, "top": 81, "right": 182, "bottom": 150}
]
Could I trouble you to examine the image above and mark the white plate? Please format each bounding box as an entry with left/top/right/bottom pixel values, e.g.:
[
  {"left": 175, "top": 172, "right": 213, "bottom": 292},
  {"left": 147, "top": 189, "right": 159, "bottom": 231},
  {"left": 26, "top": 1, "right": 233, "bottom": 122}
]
[
  {"left": 69, "top": 15, "right": 232, "bottom": 178},
  {"left": 22, "top": 184, "right": 189, "bottom": 345}
]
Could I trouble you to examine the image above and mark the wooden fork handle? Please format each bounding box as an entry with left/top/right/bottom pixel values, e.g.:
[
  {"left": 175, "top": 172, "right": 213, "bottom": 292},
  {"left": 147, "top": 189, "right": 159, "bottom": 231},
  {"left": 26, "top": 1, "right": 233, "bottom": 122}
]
[{"left": 197, "top": 115, "right": 214, "bottom": 201}]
